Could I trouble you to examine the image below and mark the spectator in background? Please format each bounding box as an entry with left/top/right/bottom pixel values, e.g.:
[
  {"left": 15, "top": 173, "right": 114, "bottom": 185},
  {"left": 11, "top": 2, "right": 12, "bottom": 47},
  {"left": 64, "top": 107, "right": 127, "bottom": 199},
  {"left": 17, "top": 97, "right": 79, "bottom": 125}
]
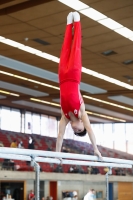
[
  {"left": 47, "top": 146, "right": 53, "bottom": 151},
  {"left": 120, "top": 169, "right": 126, "bottom": 176},
  {"left": 68, "top": 166, "right": 74, "bottom": 173},
  {"left": 118, "top": 168, "right": 125, "bottom": 176},
  {"left": 104, "top": 167, "right": 109, "bottom": 174},
  {"left": 73, "top": 166, "right": 79, "bottom": 173},
  {"left": 87, "top": 166, "right": 92, "bottom": 174},
  {"left": 63, "top": 192, "right": 72, "bottom": 200},
  {"left": 2, "top": 196, "right": 6, "bottom": 200},
  {"left": 73, "top": 191, "right": 78, "bottom": 200},
  {"left": 0, "top": 141, "right": 4, "bottom": 147},
  {"left": 82, "top": 150, "right": 87, "bottom": 155},
  {"left": 18, "top": 141, "right": 24, "bottom": 148},
  {"left": 115, "top": 168, "right": 126, "bottom": 176},
  {"left": 10, "top": 140, "right": 17, "bottom": 148},
  {"left": 21, "top": 143, "right": 24, "bottom": 148},
  {"left": 2, "top": 159, "right": 15, "bottom": 170},
  {"left": 91, "top": 167, "right": 100, "bottom": 175},
  {"left": 62, "top": 146, "right": 69, "bottom": 153},
  {"left": 46, "top": 196, "right": 53, "bottom": 200},
  {"left": 78, "top": 165, "right": 85, "bottom": 174},
  {"left": 28, "top": 136, "right": 35, "bottom": 149},
  {"left": 27, "top": 137, "right": 35, "bottom": 165},
  {"left": 84, "top": 189, "right": 95, "bottom": 200},
  {"left": 28, "top": 190, "right": 35, "bottom": 200},
  {"left": 54, "top": 164, "right": 63, "bottom": 173}
]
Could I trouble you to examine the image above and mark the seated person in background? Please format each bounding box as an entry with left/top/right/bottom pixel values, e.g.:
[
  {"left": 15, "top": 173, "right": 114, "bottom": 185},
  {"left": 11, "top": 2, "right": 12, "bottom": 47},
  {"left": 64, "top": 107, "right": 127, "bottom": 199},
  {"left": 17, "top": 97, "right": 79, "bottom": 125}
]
[
  {"left": 2, "top": 159, "right": 10, "bottom": 170},
  {"left": 28, "top": 137, "right": 35, "bottom": 149},
  {"left": 53, "top": 164, "right": 63, "bottom": 173},
  {"left": 87, "top": 166, "right": 92, "bottom": 174},
  {"left": 2, "top": 196, "right": 6, "bottom": 200},
  {"left": 27, "top": 137, "right": 35, "bottom": 166},
  {"left": 46, "top": 196, "right": 53, "bottom": 200},
  {"left": 82, "top": 150, "right": 87, "bottom": 155},
  {"left": 28, "top": 190, "right": 35, "bottom": 200},
  {"left": 91, "top": 167, "right": 100, "bottom": 175},
  {"left": 78, "top": 165, "right": 85, "bottom": 174},
  {"left": 104, "top": 167, "right": 109, "bottom": 173},
  {"left": 2, "top": 159, "right": 15, "bottom": 170},
  {"left": 73, "top": 166, "right": 79, "bottom": 174},
  {"left": 47, "top": 146, "right": 53, "bottom": 151},
  {"left": 62, "top": 146, "right": 69, "bottom": 153},
  {"left": 10, "top": 140, "right": 17, "bottom": 148},
  {"left": 115, "top": 168, "right": 119, "bottom": 175},
  {"left": 63, "top": 192, "right": 73, "bottom": 200},
  {"left": 68, "top": 165, "right": 74, "bottom": 173},
  {"left": 119, "top": 168, "right": 126, "bottom": 176},
  {"left": 84, "top": 189, "right": 95, "bottom": 200},
  {"left": 18, "top": 141, "right": 24, "bottom": 148},
  {"left": 0, "top": 141, "right": 4, "bottom": 147},
  {"left": 73, "top": 191, "right": 78, "bottom": 200}
]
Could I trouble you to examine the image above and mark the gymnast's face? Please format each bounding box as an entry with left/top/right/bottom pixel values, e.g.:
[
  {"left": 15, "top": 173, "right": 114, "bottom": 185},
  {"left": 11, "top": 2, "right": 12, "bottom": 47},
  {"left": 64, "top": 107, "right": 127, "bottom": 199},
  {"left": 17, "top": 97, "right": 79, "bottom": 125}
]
[{"left": 70, "top": 120, "right": 84, "bottom": 133}]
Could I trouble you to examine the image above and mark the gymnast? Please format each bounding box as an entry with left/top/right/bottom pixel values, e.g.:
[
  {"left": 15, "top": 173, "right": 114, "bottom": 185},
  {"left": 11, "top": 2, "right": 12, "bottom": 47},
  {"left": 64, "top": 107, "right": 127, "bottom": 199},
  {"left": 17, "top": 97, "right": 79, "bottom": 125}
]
[{"left": 56, "top": 12, "right": 102, "bottom": 159}]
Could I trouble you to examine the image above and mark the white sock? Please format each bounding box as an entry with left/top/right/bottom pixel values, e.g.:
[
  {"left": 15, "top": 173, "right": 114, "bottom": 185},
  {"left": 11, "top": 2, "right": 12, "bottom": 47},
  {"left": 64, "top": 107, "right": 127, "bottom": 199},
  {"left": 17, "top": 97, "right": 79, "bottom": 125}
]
[
  {"left": 67, "top": 12, "right": 73, "bottom": 25},
  {"left": 73, "top": 11, "right": 80, "bottom": 22}
]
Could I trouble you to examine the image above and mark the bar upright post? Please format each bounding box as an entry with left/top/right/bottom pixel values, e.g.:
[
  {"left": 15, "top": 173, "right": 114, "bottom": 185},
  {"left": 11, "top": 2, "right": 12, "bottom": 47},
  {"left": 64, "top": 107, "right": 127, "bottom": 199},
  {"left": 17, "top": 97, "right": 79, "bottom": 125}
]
[
  {"left": 106, "top": 167, "right": 112, "bottom": 200},
  {"left": 34, "top": 161, "right": 40, "bottom": 200},
  {"left": 31, "top": 155, "right": 40, "bottom": 200}
]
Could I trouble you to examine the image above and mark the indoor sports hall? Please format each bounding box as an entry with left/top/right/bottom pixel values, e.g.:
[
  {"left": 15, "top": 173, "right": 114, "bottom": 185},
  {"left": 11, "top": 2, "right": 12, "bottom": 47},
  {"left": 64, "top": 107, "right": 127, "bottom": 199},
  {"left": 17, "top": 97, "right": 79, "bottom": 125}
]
[{"left": 0, "top": 1, "right": 133, "bottom": 200}]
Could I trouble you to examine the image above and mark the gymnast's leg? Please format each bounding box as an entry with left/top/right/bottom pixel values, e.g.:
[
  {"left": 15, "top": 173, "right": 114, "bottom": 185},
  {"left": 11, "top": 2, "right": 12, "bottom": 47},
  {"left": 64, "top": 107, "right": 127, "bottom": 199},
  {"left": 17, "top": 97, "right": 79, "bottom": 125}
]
[
  {"left": 67, "top": 11, "right": 82, "bottom": 83},
  {"left": 58, "top": 12, "right": 73, "bottom": 84}
]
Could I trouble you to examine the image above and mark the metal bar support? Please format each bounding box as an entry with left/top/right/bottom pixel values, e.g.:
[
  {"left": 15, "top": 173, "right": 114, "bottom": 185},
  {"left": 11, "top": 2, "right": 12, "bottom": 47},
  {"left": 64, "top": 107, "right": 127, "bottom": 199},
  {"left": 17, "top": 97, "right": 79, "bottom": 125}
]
[
  {"left": 31, "top": 155, "right": 40, "bottom": 200},
  {"left": 106, "top": 167, "right": 112, "bottom": 200}
]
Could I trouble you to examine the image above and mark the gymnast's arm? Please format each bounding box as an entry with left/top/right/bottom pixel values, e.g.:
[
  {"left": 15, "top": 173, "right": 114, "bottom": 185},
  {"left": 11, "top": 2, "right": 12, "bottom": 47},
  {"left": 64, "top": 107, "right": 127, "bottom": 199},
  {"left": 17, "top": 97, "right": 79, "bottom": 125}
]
[
  {"left": 80, "top": 103, "right": 102, "bottom": 159},
  {"left": 56, "top": 110, "right": 69, "bottom": 152}
]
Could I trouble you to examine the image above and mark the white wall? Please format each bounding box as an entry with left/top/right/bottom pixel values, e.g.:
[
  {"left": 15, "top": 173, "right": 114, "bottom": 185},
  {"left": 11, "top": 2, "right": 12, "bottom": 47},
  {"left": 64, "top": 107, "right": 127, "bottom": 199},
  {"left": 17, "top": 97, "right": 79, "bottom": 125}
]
[
  {"left": 113, "top": 182, "right": 118, "bottom": 200},
  {"left": 26, "top": 180, "right": 34, "bottom": 199},
  {"left": 44, "top": 181, "right": 50, "bottom": 198}
]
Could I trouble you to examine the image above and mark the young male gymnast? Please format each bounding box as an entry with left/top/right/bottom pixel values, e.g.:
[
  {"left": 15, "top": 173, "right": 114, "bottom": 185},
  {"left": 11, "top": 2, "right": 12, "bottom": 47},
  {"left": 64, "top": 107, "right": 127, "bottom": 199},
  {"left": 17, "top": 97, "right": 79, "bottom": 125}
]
[{"left": 56, "top": 12, "right": 102, "bottom": 159}]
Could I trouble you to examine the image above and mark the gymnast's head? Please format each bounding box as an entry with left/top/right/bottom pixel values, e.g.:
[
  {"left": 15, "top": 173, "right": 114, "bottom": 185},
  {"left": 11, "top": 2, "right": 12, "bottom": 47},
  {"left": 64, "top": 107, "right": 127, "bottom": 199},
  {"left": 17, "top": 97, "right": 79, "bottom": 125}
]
[{"left": 70, "top": 120, "right": 87, "bottom": 137}]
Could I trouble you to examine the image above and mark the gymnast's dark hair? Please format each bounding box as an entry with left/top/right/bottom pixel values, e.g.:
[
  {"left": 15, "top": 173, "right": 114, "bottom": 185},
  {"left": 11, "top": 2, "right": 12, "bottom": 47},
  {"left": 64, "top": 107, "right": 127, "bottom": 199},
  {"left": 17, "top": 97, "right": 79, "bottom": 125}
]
[{"left": 74, "top": 128, "right": 87, "bottom": 137}]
